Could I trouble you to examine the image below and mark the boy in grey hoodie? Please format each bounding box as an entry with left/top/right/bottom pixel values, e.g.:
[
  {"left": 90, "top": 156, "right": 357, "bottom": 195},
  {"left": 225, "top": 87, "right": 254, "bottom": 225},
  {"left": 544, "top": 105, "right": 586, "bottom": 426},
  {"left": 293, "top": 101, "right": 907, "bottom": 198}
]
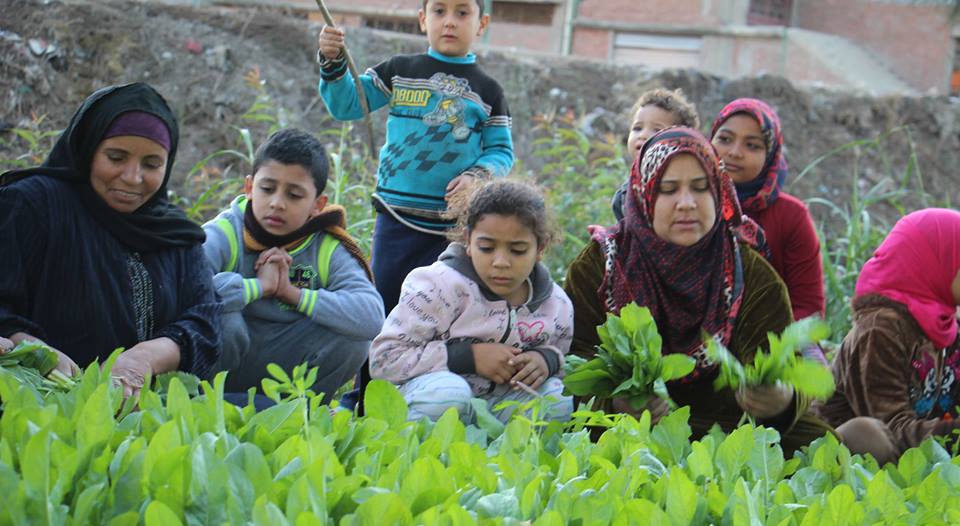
[{"left": 203, "top": 129, "right": 384, "bottom": 401}]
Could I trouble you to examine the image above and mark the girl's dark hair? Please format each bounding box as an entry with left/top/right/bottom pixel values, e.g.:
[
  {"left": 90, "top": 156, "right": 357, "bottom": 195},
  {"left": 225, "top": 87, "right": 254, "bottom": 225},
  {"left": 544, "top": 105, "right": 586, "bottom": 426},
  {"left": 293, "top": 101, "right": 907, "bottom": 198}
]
[{"left": 448, "top": 179, "right": 557, "bottom": 249}]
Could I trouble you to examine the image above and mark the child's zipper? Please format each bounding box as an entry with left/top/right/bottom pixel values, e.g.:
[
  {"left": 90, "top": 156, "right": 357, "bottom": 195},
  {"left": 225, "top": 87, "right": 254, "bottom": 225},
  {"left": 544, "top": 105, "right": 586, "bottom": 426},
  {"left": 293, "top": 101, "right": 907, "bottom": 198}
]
[{"left": 498, "top": 306, "right": 518, "bottom": 344}]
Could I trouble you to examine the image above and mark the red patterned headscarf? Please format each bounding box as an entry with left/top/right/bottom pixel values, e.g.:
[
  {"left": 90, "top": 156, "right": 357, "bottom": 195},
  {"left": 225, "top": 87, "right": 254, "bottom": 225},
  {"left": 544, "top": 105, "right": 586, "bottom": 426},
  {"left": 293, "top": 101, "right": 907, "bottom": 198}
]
[
  {"left": 590, "top": 127, "right": 765, "bottom": 380},
  {"left": 710, "top": 98, "right": 788, "bottom": 212}
]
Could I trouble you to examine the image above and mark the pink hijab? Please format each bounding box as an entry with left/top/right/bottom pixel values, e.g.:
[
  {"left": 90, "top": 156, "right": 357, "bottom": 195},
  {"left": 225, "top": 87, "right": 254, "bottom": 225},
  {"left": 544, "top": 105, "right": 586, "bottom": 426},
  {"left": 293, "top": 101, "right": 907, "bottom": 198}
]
[{"left": 855, "top": 208, "right": 960, "bottom": 349}]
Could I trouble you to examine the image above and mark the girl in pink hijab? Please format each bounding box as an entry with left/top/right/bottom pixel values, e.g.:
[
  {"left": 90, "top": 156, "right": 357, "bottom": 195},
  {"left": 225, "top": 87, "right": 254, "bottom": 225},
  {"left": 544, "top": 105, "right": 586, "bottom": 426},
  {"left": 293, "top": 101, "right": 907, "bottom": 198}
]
[{"left": 818, "top": 208, "right": 960, "bottom": 455}]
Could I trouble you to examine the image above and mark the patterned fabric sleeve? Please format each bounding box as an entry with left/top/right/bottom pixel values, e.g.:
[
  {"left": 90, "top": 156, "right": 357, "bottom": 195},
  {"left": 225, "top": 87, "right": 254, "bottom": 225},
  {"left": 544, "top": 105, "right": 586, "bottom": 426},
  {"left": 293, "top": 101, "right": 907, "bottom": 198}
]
[
  {"left": 474, "top": 86, "right": 514, "bottom": 176},
  {"left": 369, "top": 266, "right": 462, "bottom": 385},
  {"left": 293, "top": 244, "right": 384, "bottom": 340},
  {"left": 319, "top": 57, "right": 393, "bottom": 121},
  {"left": 0, "top": 184, "right": 46, "bottom": 338},
  {"left": 201, "top": 222, "right": 262, "bottom": 313},
  {"left": 154, "top": 244, "right": 222, "bottom": 379}
]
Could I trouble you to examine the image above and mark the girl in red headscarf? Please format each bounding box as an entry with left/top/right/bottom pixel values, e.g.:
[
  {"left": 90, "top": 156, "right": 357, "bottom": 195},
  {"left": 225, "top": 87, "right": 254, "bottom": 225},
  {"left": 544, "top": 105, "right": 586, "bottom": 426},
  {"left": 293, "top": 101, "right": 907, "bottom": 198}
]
[
  {"left": 564, "top": 127, "right": 832, "bottom": 453},
  {"left": 818, "top": 209, "right": 960, "bottom": 454},
  {"left": 710, "top": 98, "right": 825, "bottom": 321}
]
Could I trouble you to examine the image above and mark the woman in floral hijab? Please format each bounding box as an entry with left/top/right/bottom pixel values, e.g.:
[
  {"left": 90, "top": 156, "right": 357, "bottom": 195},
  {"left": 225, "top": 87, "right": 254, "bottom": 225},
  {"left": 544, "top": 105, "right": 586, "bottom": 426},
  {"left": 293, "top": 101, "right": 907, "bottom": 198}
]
[{"left": 565, "top": 127, "right": 832, "bottom": 453}]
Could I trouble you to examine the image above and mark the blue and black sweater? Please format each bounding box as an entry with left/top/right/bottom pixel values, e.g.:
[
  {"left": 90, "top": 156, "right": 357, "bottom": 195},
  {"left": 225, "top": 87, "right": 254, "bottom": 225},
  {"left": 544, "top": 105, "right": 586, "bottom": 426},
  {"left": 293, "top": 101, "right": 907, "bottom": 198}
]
[{"left": 320, "top": 48, "right": 514, "bottom": 229}]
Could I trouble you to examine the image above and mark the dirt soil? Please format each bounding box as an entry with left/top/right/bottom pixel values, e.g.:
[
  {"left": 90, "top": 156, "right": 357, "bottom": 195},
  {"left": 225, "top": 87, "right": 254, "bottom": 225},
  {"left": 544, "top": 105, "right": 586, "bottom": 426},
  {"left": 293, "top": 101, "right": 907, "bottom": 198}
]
[{"left": 2, "top": 0, "right": 958, "bottom": 222}]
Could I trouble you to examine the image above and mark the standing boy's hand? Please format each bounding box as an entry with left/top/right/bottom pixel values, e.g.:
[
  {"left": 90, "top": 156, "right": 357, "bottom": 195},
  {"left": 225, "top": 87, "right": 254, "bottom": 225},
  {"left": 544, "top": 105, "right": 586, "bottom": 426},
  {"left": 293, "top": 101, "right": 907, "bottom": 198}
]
[
  {"left": 509, "top": 351, "right": 549, "bottom": 390},
  {"left": 445, "top": 174, "right": 475, "bottom": 202},
  {"left": 472, "top": 343, "right": 521, "bottom": 384},
  {"left": 318, "top": 25, "right": 345, "bottom": 61}
]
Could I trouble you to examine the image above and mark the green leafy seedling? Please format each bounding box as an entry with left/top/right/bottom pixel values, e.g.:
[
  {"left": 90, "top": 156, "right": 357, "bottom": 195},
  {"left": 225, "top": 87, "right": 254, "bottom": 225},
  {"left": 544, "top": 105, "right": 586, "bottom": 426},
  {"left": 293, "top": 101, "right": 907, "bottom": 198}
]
[
  {"left": 706, "top": 317, "right": 835, "bottom": 399},
  {"left": 563, "top": 303, "right": 695, "bottom": 410}
]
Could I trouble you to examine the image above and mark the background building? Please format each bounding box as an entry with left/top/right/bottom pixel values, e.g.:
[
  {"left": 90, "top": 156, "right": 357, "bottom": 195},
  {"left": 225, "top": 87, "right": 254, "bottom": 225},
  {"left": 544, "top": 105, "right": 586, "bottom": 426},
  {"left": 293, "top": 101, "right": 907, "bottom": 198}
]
[{"left": 238, "top": 0, "right": 959, "bottom": 95}]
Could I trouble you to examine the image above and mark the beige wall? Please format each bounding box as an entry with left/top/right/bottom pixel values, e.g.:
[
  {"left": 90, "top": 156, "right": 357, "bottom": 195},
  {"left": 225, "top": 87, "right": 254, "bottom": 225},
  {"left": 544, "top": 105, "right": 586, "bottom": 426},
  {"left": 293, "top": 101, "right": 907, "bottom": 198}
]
[{"left": 796, "top": 0, "right": 953, "bottom": 92}]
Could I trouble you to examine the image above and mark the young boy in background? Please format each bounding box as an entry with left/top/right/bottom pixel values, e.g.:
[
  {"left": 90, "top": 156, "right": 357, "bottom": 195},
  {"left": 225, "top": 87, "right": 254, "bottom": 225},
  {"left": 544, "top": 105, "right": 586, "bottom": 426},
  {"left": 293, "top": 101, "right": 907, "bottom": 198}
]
[
  {"left": 611, "top": 88, "right": 699, "bottom": 221},
  {"left": 203, "top": 129, "right": 384, "bottom": 402},
  {"left": 317, "top": 0, "right": 514, "bottom": 313}
]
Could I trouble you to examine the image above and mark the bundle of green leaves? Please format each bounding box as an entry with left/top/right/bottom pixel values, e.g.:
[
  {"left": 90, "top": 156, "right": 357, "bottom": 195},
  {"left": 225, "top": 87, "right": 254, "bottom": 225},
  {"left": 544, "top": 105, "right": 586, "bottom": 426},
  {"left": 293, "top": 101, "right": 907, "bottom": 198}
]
[
  {"left": 563, "top": 303, "right": 696, "bottom": 410},
  {"left": 0, "top": 340, "right": 74, "bottom": 399},
  {"left": 706, "top": 317, "right": 836, "bottom": 399}
]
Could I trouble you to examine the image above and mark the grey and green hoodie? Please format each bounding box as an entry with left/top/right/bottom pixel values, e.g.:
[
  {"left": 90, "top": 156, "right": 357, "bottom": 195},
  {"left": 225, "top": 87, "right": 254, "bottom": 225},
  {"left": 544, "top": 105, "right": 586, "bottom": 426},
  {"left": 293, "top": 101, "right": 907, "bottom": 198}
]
[{"left": 202, "top": 196, "right": 384, "bottom": 386}]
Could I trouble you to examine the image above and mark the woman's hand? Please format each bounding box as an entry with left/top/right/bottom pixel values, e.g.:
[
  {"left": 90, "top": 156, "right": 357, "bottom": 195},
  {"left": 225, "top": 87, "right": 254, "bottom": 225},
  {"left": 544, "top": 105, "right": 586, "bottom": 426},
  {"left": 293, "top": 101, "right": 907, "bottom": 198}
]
[
  {"left": 472, "top": 343, "right": 521, "bottom": 384},
  {"left": 736, "top": 384, "right": 794, "bottom": 419},
  {"left": 110, "top": 337, "right": 180, "bottom": 399},
  {"left": 52, "top": 349, "right": 80, "bottom": 377},
  {"left": 0, "top": 336, "right": 13, "bottom": 353},
  {"left": 509, "top": 351, "right": 549, "bottom": 390},
  {"left": 9, "top": 332, "right": 79, "bottom": 376},
  {"left": 111, "top": 348, "right": 153, "bottom": 400},
  {"left": 611, "top": 396, "right": 670, "bottom": 425}
]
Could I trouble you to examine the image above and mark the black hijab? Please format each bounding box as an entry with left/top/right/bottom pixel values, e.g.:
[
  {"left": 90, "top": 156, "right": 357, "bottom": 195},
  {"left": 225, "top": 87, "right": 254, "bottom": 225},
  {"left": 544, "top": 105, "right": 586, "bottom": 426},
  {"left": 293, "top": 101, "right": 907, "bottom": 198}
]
[{"left": 1, "top": 82, "right": 205, "bottom": 252}]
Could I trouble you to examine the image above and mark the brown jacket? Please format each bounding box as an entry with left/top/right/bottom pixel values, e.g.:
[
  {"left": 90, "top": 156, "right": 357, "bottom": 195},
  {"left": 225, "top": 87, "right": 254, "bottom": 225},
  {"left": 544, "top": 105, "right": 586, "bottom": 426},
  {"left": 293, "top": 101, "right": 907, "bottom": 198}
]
[
  {"left": 817, "top": 294, "right": 960, "bottom": 451},
  {"left": 564, "top": 242, "right": 830, "bottom": 450}
]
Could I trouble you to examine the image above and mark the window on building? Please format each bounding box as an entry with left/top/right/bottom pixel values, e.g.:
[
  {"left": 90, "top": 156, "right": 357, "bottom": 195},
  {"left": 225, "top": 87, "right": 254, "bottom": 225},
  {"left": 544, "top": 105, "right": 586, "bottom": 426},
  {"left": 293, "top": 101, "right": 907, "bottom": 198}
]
[
  {"left": 362, "top": 17, "right": 420, "bottom": 35},
  {"left": 492, "top": 2, "right": 556, "bottom": 26},
  {"left": 748, "top": 0, "right": 793, "bottom": 26},
  {"left": 613, "top": 33, "right": 702, "bottom": 69}
]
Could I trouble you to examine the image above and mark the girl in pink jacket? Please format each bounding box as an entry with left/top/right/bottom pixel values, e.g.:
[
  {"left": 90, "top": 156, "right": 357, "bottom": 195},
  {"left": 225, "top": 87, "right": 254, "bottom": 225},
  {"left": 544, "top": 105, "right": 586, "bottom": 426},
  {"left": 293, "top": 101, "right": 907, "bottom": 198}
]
[{"left": 370, "top": 180, "right": 574, "bottom": 423}]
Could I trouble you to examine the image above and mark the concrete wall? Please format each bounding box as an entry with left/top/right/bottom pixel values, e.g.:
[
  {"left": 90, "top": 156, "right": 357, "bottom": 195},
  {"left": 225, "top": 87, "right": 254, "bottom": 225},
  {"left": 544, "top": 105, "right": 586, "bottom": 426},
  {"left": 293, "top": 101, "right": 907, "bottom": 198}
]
[
  {"left": 575, "top": 0, "right": 749, "bottom": 26},
  {"left": 796, "top": 0, "right": 954, "bottom": 93}
]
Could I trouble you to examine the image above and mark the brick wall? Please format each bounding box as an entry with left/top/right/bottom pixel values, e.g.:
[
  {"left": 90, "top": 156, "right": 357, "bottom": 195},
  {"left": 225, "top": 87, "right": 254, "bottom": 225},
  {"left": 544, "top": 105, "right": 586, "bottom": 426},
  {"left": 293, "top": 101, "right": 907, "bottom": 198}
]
[
  {"left": 487, "top": 22, "right": 560, "bottom": 53},
  {"left": 796, "top": 0, "right": 953, "bottom": 92},
  {"left": 570, "top": 27, "right": 612, "bottom": 59},
  {"left": 576, "top": 0, "right": 743, "bottom": 27}
]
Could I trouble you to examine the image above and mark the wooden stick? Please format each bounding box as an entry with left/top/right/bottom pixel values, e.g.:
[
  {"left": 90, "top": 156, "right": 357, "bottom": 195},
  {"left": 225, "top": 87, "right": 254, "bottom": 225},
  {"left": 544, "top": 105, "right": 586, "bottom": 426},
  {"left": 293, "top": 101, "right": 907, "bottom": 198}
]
[{"left": 313, "top": 0, "right": 378, "bottom": 159}]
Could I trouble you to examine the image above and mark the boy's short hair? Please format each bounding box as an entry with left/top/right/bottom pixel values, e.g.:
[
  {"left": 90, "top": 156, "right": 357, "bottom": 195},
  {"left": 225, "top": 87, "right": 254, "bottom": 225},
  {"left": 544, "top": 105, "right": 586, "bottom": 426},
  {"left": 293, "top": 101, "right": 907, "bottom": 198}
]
[
  {"left": 252, "top": 129, "right": 329, "bottom": 195},
  {"left": 632, "top": 88, "right": 700, "bottom": 130},
  {"left": 421, "top": 0, "right": 485, "bottom": 16}
]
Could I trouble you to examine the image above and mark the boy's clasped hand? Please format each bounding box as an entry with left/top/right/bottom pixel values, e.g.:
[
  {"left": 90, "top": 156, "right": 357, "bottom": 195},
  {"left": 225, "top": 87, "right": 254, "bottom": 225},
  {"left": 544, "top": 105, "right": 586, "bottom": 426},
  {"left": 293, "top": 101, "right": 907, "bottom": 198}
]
[{"left": 255, "top": 247, "right": 300, "bottom": 304}]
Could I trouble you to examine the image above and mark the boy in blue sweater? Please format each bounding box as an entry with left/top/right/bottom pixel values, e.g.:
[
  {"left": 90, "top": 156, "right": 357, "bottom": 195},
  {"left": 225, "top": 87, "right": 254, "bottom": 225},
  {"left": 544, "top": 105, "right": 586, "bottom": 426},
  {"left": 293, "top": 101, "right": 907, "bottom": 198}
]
[
  {"left": 203, "top": 129, "right": 384, "bottom": 401},
  {"left": 317, "top": 0, "right": 514, "bottom": 313}
]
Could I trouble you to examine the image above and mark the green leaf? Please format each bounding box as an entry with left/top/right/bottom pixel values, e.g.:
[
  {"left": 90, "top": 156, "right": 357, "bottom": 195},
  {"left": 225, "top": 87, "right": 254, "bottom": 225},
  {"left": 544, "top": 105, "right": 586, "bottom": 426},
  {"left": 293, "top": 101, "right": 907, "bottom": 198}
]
[
  {"left": 664, "top": 468, "right": 698, "bottom": 526},
  {"left": 469, "top": 398, "right": 506, "bottom": 437},
  {"left": 824, "top": 484, "right": 857, "bottom": 525},
  {"left": 896, "top": 447, "right": 928, "bottom": 486},
  {"left": 864, "top": 470, "right": 908, "bottom": 522},
  {"left": 364, "top": 380, "right": 408, "bottom": 428},
  {"left": 145, "top": 501, "right": 183, "bottom": 526},
  {"left": 350, "top": 493, "right": 413, "bottom": 526},
  {"left": 784, "top": 360, "right": 836, "bottom": 399},
  {"left": 650, "top": 406, "right": 692, "bottom": 465},
  {"left": 562, "top": 367, "right": 615, "bottom": 396},
  {"left": 659, "top": 354, "right": 696, "bottom": 381}
]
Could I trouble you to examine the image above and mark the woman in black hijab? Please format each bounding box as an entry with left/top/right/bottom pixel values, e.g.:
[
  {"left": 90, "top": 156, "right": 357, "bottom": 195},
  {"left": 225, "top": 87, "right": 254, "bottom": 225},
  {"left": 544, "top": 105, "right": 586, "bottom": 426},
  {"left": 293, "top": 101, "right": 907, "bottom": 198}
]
[{"left": 0, "top": 82, "right": 220, "bottom": 397}]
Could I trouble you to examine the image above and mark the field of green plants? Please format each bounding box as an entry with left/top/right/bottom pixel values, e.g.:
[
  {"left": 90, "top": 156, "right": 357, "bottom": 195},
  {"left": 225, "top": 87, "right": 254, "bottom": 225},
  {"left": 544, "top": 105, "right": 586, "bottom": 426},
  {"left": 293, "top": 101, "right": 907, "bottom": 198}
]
[{"left": 1, "top": 80, "right": 956, "bottom": 524}]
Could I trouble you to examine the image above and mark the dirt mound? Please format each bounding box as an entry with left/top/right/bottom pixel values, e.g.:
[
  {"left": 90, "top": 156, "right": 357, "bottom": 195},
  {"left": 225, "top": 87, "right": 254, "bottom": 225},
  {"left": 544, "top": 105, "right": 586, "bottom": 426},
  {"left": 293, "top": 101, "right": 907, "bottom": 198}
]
[{"left": 2, "top": 0, "right": 957, "bottom": 218}]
